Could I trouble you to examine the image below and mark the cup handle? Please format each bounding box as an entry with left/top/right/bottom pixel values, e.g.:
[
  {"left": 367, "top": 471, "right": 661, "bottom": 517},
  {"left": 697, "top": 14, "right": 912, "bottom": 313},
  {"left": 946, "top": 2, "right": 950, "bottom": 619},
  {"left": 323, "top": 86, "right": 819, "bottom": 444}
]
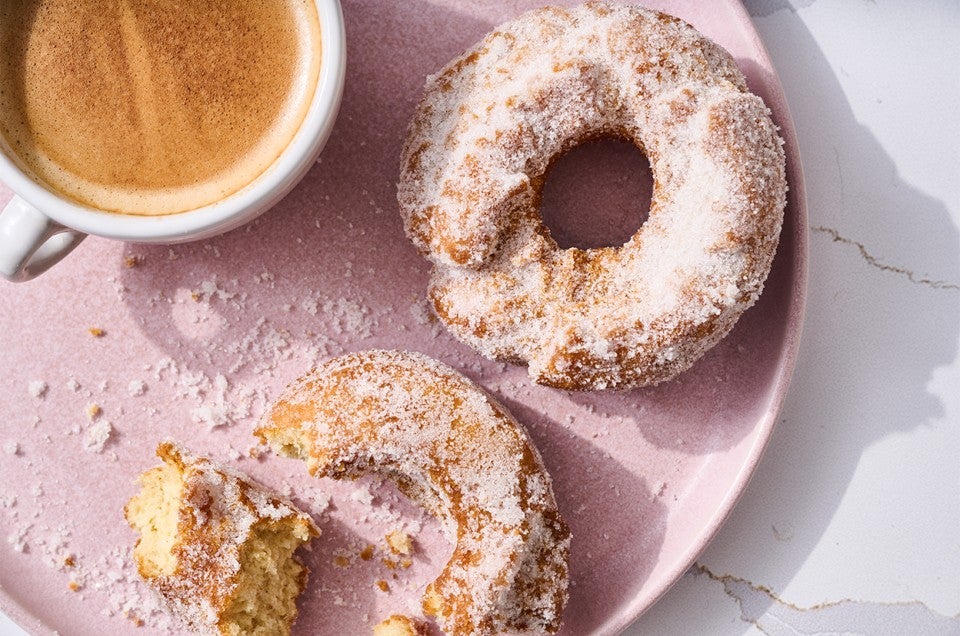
[{"left": 0, "top": 195, "right": 85, "bottom": 282}]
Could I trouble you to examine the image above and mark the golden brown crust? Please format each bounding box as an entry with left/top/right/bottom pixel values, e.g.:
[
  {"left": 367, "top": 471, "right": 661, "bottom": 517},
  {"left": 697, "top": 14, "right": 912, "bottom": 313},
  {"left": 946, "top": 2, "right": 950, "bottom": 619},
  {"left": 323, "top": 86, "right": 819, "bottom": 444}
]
[
  {"left": 256, "top": 350, "right": 570, "bottom": 636},
  {"left": 397, "top": 1, "right": 787, "bottom": 390}
]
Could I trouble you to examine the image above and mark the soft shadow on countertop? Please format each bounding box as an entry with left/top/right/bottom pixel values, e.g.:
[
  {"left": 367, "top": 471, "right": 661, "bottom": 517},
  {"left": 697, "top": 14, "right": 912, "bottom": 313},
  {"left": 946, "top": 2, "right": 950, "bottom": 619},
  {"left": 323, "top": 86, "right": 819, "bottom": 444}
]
[{"left": 632, "top": 2, "right": 960, "bottom": 631}]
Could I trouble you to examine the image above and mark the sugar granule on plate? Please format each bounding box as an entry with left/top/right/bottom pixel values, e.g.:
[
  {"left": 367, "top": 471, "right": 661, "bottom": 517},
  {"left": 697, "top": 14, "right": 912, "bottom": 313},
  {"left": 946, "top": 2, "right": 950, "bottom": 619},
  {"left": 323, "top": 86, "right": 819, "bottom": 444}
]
[
  {"left": 3, "top": 441, "right": 19, "bottom": 456},
  {"left": 83, "top": 420, "right": 113, "bottom": 453},
  {"left": 127, "top": 380, "right": 147, "bottom": 397},
  {"left": 34, "top": 525, "right": 74, "bottom": 570},
  {"left": 28, "top": 380, "right": 48, "bottom": 399},
  {"left": 324, "top": 297, "right": 376, "bottom": 338},
  {"left": 191, "top": 278, "right": 237, "bottom": 303},
  {"left": 68, "top": 547, "right": 178, "bottom": 632},
  {"left": 191, "top": 404, "right": 230, "bottom": 430},
  {"left": 350, "top": 483, "right": 374, "bottom": 506},
  {"left": 309, "top": 489, "right": 331, "bottom": 514},
  {"left": 302, "top": 296, "right": 320, "bottom": 316},
  {"left": 7, "top": 525, "right": 29, "bottom": 553}
]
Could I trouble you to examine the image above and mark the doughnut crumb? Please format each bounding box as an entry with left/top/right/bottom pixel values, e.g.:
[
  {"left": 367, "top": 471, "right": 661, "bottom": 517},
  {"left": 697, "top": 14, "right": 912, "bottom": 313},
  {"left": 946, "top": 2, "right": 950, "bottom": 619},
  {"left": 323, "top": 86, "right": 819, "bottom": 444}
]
[
  {"left": 385, "top": 529, "right": 414, "bottom": 556},
  {"left": 373, "top": 614, "right": 430, "bottom": 636}
]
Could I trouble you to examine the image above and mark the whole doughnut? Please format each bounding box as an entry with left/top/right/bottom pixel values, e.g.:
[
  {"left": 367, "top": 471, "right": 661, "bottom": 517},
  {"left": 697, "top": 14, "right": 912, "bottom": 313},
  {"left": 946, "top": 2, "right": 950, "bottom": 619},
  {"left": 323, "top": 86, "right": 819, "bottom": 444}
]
[
  {"left": 398, "top": 1, "right": 787, "bottom": 390},
  {"left": 255, "top": 350, "right": 570, "bottom": 636}
]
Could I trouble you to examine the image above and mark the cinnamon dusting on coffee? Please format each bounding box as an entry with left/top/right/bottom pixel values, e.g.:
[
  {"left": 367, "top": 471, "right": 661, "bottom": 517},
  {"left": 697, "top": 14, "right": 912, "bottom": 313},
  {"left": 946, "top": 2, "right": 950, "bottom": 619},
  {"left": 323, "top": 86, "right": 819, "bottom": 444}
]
[{"left": 0, "top": 0, "right": 322, "bottom": 215}]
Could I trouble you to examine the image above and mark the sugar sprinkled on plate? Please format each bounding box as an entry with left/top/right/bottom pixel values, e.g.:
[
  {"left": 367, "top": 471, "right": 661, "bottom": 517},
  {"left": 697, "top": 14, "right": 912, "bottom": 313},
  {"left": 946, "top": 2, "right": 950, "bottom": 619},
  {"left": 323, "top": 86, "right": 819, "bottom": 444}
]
[{"left": 28, "top": 380, "right": 48, "bottom": 399}]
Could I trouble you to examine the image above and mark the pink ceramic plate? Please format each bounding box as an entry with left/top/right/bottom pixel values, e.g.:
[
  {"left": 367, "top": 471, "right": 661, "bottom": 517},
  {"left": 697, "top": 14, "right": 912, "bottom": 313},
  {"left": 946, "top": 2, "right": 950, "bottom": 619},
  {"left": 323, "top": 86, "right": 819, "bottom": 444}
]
[{"left": 0, "top": 1, "right": 806, "bottom": 634}]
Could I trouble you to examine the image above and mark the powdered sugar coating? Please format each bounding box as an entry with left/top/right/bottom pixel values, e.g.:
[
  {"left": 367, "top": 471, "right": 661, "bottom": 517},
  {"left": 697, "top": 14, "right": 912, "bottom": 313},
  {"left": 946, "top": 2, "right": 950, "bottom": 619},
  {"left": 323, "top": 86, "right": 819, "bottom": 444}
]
[
  {"left": 398, "top": 1, "right": 787, "bottom": 390},
  {"left": 256, "top": 350, "right": 570, "bottom": 636}
]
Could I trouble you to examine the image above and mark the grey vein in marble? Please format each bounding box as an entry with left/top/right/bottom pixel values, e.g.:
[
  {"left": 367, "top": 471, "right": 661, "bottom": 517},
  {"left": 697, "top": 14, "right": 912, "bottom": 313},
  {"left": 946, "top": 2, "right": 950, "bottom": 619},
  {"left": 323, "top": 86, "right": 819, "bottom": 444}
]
[
  {"left": 812, "top": 225, "right": 960, "bottom": 291},
  {"left": 694, "top": 564, "right": 960, "bottom": 635}
]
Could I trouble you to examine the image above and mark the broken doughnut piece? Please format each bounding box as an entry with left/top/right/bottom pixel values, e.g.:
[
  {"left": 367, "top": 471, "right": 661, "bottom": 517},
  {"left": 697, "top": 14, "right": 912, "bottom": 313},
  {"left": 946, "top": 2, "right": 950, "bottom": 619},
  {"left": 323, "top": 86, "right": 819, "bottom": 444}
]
[{"left": 125, "top": 441, "right": 318, "bottom": 636}]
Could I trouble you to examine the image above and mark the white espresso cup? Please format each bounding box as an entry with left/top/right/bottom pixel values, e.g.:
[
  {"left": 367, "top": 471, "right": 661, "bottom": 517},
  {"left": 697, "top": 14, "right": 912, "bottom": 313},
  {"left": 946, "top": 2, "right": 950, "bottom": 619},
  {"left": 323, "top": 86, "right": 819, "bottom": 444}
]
[{"left": 0, "top": 0, "right": 345, "bottom": 283}]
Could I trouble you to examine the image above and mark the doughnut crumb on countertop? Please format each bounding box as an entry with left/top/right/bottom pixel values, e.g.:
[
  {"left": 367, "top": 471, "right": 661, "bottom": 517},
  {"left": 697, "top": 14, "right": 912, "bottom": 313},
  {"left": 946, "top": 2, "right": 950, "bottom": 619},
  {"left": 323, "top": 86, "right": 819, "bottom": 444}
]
[
  {"left": 398, "top": 1, "right": 787, "bottom": 390},
  {"left": 256, "top": 349, "right": 571, "bottom": 636},
  {"left": 124, "top": 441, "right": 319, "bottom": 636}
]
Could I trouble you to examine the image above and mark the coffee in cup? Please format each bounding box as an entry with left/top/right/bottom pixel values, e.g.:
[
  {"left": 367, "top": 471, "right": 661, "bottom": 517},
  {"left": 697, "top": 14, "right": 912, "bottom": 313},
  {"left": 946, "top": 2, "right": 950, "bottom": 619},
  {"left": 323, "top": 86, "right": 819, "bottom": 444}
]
[{"left": 0, "top": 0, "right": 322, "bottom": 216}]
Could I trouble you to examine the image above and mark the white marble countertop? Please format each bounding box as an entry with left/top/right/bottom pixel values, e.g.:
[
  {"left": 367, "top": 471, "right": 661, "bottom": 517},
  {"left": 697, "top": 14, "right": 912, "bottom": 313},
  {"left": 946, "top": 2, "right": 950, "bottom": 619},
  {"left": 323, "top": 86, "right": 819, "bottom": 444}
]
[
  {"left": 2, "top": 0, "right": 958, "bottom": 634},
  {"left": 627, "top": 0, "right": 960, "bottom": 633}
]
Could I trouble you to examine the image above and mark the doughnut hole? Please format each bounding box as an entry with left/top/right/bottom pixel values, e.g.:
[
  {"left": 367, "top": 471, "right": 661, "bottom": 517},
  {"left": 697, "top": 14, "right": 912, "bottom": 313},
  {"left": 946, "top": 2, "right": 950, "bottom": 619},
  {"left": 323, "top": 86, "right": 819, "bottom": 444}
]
[{"left": 539, "top": 137, "right": 653, "bottom": 250}]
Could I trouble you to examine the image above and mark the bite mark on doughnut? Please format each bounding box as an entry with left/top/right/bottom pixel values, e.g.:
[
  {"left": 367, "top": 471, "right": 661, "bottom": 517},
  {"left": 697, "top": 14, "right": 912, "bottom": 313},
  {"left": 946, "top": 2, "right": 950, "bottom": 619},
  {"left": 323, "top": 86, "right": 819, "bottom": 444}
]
[{"left": 255, "top": 350, "right": 571, "bottom": 636}]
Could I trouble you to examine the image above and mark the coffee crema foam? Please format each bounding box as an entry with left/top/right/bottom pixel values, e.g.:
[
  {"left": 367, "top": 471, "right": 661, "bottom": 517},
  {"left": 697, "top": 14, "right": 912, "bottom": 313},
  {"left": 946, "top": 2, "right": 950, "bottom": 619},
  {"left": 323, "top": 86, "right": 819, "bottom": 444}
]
[{"left": 0, "top": 1, "right": 321, "bottom": 215}]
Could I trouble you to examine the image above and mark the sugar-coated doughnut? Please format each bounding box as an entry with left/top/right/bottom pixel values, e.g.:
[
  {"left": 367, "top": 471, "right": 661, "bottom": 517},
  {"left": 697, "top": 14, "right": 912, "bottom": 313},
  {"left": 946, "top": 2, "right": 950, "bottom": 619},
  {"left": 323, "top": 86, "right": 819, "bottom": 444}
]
[
  {"left": 398, "top": 1, "right": 787, "bottom": 390},
  {"left": 124, "top": 442, "right": 319, "bottom": 636},
  {"left": 255, "top": 350, "right": 570, "bottom": 636}
]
